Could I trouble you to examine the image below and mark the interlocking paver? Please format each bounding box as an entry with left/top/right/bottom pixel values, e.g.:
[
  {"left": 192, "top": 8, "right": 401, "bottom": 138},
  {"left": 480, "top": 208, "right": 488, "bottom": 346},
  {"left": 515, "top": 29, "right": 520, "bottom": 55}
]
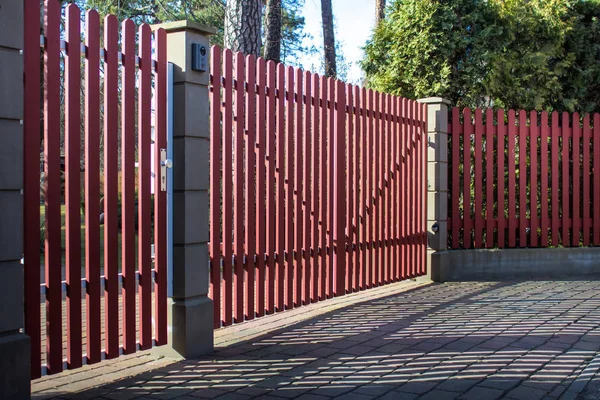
[{"left": 459, "top": 385, "right": 504, "bottom": 400}]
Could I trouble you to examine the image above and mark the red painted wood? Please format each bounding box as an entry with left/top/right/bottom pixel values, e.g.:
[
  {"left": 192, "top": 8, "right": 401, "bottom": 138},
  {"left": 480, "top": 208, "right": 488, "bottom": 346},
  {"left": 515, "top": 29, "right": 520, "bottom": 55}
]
[
  {"left": 256, "top": 57, "right": 267, "bottom": 317},
  {"left": 234, "top": 52, "right": 245, "bottom": 322},
  {"left": 410, "top": 101, "right": 417, "bottom": 276},
  {"left": 83, "top": 9, "right": 101, "bottom": 366},
  {"left": 385, "top": 94, "right": 393, "bottom": 283},
  {"left": 294, "top": 68, "right": 303, "bottom": 307},
  {"left": 154, "top": 27, "right": 168, "bottom": 345},
  {"left": 24, "top": 0, "right": 42, "bottom": 377},
  {"left": 210, "top": 46, "right": 222, "bottom": 327},
  {"left": 519, "top": 111, "right": 527, "bottom": 247},
  {"left": 485, "top": 109, "right": 494, "bottom": 248},
  {"left": 103, "top": 14, "right": 119, "bottom": 359},
  {"left": 381, "top": 94, "right": 389, "bottom": 283},
  {"left": 310, "top": 74, "right": 320, "bottom": 302},
  {"left": 391, "top": 96, "right": 398, "bottom": 280},
  {"left": 497, "top": 109, "right": 505, "bottom": 248},
  {"left": 265, "top": 60, "right": 277, "bottom": 314},
  {"left": 422, "top": 103, "right": 428, "bottom": 275},
  {"left": 540, "top": 112, "right": 549, "bottom": 247},
  {"left": 327, "top": 77, "right": 335, "bottom": 298},
  {"left": 573, "top": 113, "right": 581, "bottom": 246},
  {"left": 562, "top": 112, "right": 570, "bottom": 246},
  {"left": 463, "top": 108, "right": 473, "bottom": 249},
  {"left": 400, "top": 98, "right": 408, "bottom": 278},
  {"left": 244, "top": 54, "right": 256, "bottom": 320},
  {"left": 360, "top": 88, "right": 368, "bottom": 289},
  {"left": 333, "top": 80, "right": 346, "bottom": 296},
  {"left": 530, "top": 111, "right": 538, "bottom": 247},
  {"left": 345, "top": 85, "right": 354, "bottom": 292},
  {"left": 303, "top": 71, "right": 312, "bottom": 304},
  {"left": 285, "top": 66, "right": 295, "bottom": 308},
  {"left": 507, "top": 110, "right": 517, "bottom": 248},
  {"left": 451, "top": 108, "right": 460, "bottom": 248},
  {"left": 582, "top": 114, "right": 591, "bottom": 246},
  {"left": 474, "top": 109, "right": 483, "bottom": 248},
  {"left": 551, "top": 112, "right": 560, "bottom": 247},
  {"left": 138, "top": 24, "right": 153, "bottom": 349},
  {"left": 222, "top": 49, "right": 234, "bottom": 325},
  {"left": 373, "top": 92, "right": 381, "bottom": 285},
  {"left": 276, "top": 63, "right": 286, "bottom": 310},
  {"left": 319, "top": 75, "right": 328, "bottom": 300},
  {"left": 354, "top": 86, "right": 361, "bottom": 289},
  {"left": 65, "top": 4, "right": 83, "bottom": 369},
  {"left": 366, "top": 90, "right": 374, "bottom": 287},
  {"left": 594, "top": 114, "right": 600, "bottom": 245},
  {"left": 121, "top": 18, "right": 137, "bottom": 355}
]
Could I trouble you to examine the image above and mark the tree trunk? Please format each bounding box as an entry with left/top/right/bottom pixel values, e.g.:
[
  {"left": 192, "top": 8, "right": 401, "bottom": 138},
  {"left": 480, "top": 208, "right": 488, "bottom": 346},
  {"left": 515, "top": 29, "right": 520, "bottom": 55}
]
[
  {"left": 263, "top": 0, "right": 282, "bottom": 63},
  {"left": 224, "top": 0, "right": 262, "bottom": 56},
  {"left": 375, "top": 0, "right": 385, "bottom": 27},
  {"left": 321, "top": 0, "right": 336, "bottom": 78}
]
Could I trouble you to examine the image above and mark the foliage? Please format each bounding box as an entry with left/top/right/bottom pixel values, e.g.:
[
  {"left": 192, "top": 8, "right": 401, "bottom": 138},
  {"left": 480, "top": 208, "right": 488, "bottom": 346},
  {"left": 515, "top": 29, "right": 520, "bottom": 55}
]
[{"left": 362, "top": 0, "right": 600, "bottom": 113}]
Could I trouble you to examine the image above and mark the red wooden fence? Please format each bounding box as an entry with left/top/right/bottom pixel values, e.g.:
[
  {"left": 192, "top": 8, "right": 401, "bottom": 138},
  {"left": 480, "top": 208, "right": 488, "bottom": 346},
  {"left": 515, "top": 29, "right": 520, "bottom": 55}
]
[
  {"left": 24, "top": 2, "right": 168, "bottom": 377},
  {"left": 209, "top": 46, "right": 428, "bottom": 328},
  {"left": 449, "top": 108, "right": 600, "bottom": 249}
]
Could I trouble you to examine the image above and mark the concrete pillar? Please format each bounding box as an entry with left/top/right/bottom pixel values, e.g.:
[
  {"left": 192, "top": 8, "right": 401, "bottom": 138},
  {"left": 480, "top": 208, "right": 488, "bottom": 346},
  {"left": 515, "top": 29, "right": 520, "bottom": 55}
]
[
  {"left": 151, "top": 21, "right": 216, "bottom": 358},
  {"left": 0, "top": 1, "right": 31, "bottom": 398},
  {"left": 417, "top": 97, "right": 451, "bottom": 281}
]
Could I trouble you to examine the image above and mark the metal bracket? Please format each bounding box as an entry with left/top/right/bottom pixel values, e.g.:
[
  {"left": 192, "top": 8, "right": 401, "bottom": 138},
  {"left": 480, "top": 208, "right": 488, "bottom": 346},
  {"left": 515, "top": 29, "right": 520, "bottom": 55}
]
[{"left": 160, "top": 149, "right": 172, "bottom": 192}]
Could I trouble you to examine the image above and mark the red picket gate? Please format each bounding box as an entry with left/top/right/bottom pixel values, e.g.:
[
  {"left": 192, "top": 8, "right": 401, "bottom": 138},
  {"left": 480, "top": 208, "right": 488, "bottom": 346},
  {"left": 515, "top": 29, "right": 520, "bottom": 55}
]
[
  {"left": 449, "top": 108, "right": 600, "bottom": 249},
  {"left": 208, "top": 46, "right": 428, "bottom": 328},
  {"left": 23, "top": 1, "right": 168, "bottom": 378}
]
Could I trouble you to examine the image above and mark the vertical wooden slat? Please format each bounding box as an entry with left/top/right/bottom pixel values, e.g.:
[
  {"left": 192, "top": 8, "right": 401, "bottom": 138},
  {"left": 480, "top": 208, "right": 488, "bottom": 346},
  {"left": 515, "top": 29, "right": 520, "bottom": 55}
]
[
  {"left": 410, "top": 100, "right": 417, "bottom": 276},
  {"left": 294, "top": 68, "right": 303, "bottom": 307},
  {"left": 285, "top": 66, "right": 295, "bottom": 308},
  {"left": 345, "top": 84, "right": 353, "bottom": 292},
  {"left": 319, "top": 75, "right": 328, "bottom": 300},
  {"left": 451, "top": 108, "right": 460, "bottom": 248},
  {"left": 138, "top": 24, "right": 153, "bottom": 349},
  {"left": 393, "top": 97, "right": 400, "bottom": 278},
  {"left": 222, "top": 49, "right": 234, "bottom": 325},
  {"left": 463, "top": 108, "right": 473, "bottom": 249},
  {"left": 310, "top": 73, "right": 320, "bottom": 303},
  {"left": 507, "top": 110, "right": 517, "bottom": 248},
  {"left": 353, "top": 86, "right": 361, "bottom": 289},
  {"left": 244, "top": 54, "right": 256, "bottom": 320},
  {"left": 583, "top": 114, "right": 591, "bottom": 246},
  {"left": 327, "top": 77, "right": 335, "bottom": 297},
  {"left": 256, "top": 57, "right": 267, "bottom": 317},
  {"left": 210, "top": 46, "right": 222, "bottom": 327},
  {"left": 474, "top": 108, "right": 483, "bottom": 248},
  {"left": 265, "top": 60, "right": 277, "bottom": 314},
  {"left": 121, "top": 18, "right": 137, "bottom": 354},
  {"left": 154, "top": 27, "right": 168, "bottom": 345},
  {"left": 594, "top": 114, "right": 600, "bottom": 245},
  {"left": 234, "top": 52, "right": 245, "bottom": 322},
  {"left": 303, "top": 71, "right": 312, "bottom": 304},
  {"left": 65, "top": 4, "right": 82, "bottom": 369},
  {"left": 551, "top": 112, "right": 560, "bottom": 247},
  {"left": 385, "top": 94, "right": 393, "bottom": 282},
  {"left": 366, "top": 90, "right": 374, "bottom": 287},
  {"left": 400, "top": 98, "right": 408, "bottom": 278},
  {"left": 44, "top": 0, "right": 63, "bottom": 374},
  {"left": 381, "top": 94, "right": 389, "bottom": 283},
  {"left": 562, "top": 112, "right": 570, "bottom": 246},
  {"left": 83, "top": 9, "right": 101, "bottom": 365},
  {"left": 573, "top": 112, "right": 581, "bottom": 247},
  {"left": 333, "top": 80, "right": 346, "bottom": 296},
  {"left": 103, "top": 14, "right": 120, "bottom": 360},
  {"left": 540, "top": 112, "right": 549, "bottom": 247},
  {"left": 373, "top": 92, "right": 381, "bottom": 285},
  {"left": 518, "top": 111, "right": 527, "bottom": 247},
  {"left": 275, "top": 63, "right": 285, "bottom": 310},
  {"left": 360, "top": 88, "right": 368, "bottom": 289},
  {"left": 497, "top": 109, "right": 506, "bottom": 248},
  {"left": 530, "top": 111, "right": 538, "bottom": 247},
  {"left": 422, "top": 103, "right": 428, "bottom": 275},
  {"left": 485, "top": 109, "right": 494, "bottom": 248}
]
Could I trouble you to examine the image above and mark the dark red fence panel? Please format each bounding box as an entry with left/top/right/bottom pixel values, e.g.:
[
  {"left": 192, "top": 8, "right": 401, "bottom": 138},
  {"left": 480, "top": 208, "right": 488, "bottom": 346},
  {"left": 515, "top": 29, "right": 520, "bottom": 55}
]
[
  {"left": 449, "top": 108, "right": 600, "bottom": 249},
  {"left": 209, "top": 47, "right": 428, "bottom": 328}
]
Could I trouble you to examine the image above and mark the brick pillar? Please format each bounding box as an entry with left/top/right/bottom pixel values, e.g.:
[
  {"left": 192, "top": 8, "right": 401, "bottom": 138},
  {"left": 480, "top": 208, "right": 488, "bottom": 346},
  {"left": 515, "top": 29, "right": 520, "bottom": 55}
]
[
  {"left": 0, "top": 1, "right": 31, "bottom": 397},
  {"left": 418, "top": 97, "right": 450, "bottom": 281},
  {"left": 151, "top": 21, "right": 215, "bottom": 358}
]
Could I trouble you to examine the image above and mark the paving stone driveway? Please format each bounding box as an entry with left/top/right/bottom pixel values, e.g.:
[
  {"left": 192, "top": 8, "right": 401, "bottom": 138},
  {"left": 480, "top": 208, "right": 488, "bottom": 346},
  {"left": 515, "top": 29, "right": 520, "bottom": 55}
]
[{"left": 33, "top": 278, "right": 600, "bottom": 400}]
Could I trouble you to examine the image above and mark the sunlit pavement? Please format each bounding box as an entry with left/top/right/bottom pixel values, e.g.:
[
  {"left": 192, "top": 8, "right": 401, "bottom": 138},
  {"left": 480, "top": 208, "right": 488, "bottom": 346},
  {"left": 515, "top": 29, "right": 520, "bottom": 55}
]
[{"left": 32, "top": 277, "right": 600, "bottom": 399}]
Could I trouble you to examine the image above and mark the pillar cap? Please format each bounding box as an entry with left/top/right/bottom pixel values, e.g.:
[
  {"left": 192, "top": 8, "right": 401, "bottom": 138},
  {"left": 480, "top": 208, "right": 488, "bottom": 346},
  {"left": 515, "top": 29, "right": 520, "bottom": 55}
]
[
  {"left": 151, "top": 20, "right": 216, "bottom": 36},
  {"left": 417, "top": 97, "right": 452, "bottom": 105}
]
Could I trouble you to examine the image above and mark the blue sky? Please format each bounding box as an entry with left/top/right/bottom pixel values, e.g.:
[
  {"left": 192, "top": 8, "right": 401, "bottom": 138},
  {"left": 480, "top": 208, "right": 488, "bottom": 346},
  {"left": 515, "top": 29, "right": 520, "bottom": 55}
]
[{"left": 298, "top": 0, "right": 376, "bottom": 84}]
